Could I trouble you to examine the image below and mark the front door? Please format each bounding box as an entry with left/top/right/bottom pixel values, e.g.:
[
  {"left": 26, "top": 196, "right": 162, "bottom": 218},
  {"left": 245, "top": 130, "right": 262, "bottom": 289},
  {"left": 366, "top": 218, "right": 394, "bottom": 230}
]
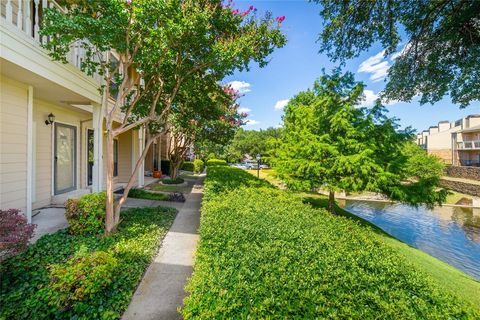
[
  {"left": 87, "top": 129, "right": 94, "bottom": 186},
  {"left": 54, "top": 123, "right": 77, "bottom": 195}
]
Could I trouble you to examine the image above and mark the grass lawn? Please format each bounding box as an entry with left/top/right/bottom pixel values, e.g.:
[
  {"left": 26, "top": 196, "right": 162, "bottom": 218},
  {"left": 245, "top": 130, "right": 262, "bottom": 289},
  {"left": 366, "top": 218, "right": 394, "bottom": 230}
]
[
  {"left": 302, "top": 193, "right": 480, "bottom": 308},
  {"left": 445, "top": 190, "right": 476, "bottom": 205},
  {"left": 127, "top": 188, "right": 170, "bottom": 201},
  {"left": 1, "top": 206, "right": 176, "bottom": 319},
  {"left": 149, "top": 182, "right": 193, "bottom": 193},
  {"left": 180, "top": 172, "right": 198, "bottom": 180},
  {"left": 246, "top": 169, "right": 284, "bottom": 187}
]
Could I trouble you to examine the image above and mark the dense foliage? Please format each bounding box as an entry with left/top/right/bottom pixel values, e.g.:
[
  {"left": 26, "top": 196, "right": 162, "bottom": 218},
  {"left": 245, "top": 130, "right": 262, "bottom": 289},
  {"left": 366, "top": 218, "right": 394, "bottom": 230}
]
[
  {"left": 0, "top": 209, "right": 36, "bottom": 262},
  {"left": 182, "top": 166, "right": 479, "bottom": 319},
  {"left": 181, "top": 161, "right": 195, "bottom": 172},
  {"left": 275, "top": 71, "right": 447, "bottom": 212},
  {"left": 65, "top": 192, "right": 106, "bottom": 235},
  {"left": 193, "top": 159, "right": 205, "bottom": 174},
  {"left": 224, "top": 127, "right": 282, "bottom": 163},
  {"left": 206, "top": 159, "right": 228, "bottom": 166},
  {"left": 314, "top": 0, "right": 480, "bottom": 107},
  {"left": 0, "top": 206, "right": 176, "bottom": 319}
]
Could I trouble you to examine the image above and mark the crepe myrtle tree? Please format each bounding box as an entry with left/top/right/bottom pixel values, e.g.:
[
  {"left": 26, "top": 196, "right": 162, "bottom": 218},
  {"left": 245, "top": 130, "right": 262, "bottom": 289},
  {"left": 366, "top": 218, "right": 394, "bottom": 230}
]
[
  {"left": 167, "top": 81, "right": 245, "bottom": 179},
  {"left": 275, "top": 70, "right": 447, "bottom": 214},
  {"left": 313, "top": 0, "right": 480, "bottom": 108},
  {"left": 41, "top": 0, "right": 286, "bottom": 233}
]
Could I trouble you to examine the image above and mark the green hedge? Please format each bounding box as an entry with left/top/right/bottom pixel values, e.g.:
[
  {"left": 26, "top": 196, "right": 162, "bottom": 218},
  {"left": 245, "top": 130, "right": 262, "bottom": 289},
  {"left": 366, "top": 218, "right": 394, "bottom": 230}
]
[
  {"left": 206, "top": 159, "right": 227, "bottom": 166},
  {"left": 182, "top": 166, "right": 479, "bottom": 319},
  {"left": 193, "top": 159, "right": 204, "bottom": 174},
  {"left": 1, "top": 206, "right": 176, "bottom": 319},
  {"left": 181, "top": 161, "right": 194, "bottom": 172}
]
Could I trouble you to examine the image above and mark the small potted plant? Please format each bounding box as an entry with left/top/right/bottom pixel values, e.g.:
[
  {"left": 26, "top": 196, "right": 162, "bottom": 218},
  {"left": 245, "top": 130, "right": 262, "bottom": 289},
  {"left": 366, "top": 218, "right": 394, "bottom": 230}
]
[{"left": 153, "top": 170, "right": 162, "bottom": 178}]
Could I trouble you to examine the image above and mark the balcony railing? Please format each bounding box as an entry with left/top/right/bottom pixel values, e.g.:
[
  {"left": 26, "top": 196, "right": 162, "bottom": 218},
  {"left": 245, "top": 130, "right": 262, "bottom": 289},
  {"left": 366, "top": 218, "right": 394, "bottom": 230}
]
[
  {"left": 1, "top": 0, "right": 102, "bottom": 83},
  {"left": 457, "top": 140, "right": 480, "bottom": 150}
]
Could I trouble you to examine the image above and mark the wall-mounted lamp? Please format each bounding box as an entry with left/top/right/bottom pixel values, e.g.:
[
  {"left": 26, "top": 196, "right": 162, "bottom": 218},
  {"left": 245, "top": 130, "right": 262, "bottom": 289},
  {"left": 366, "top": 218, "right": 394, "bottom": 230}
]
[{"left": 45, "top": 113, "right": 55, "bottom": 125}]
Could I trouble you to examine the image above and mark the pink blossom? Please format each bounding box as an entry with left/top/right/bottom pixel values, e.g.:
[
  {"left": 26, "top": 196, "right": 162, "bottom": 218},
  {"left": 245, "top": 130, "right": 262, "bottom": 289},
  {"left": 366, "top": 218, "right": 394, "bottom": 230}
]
[
  {"left": 276, "top": 16, "right": 285, "bottom": 23},
  {"left": 231, "top": 8, "right": 239, "bottom": 15},
  {"left": 241, "top": 5, "right": 255, "bottom": 17},
  {"left": 126, "top": 0, "right": 132, "bottom": 5}
]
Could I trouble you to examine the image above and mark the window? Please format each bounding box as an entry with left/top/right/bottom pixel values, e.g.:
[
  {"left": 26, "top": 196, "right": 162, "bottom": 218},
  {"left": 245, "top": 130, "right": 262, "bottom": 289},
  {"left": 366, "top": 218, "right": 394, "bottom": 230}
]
[{"left": 113, "top": 139, "right": 119, "bottom": 177}]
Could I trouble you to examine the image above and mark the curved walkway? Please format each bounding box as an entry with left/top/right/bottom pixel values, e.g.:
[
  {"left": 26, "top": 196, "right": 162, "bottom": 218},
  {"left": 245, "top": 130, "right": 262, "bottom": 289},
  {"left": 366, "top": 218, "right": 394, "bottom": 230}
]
[{"left": 122, "top": 174, "right": 204, "bottom": 320}]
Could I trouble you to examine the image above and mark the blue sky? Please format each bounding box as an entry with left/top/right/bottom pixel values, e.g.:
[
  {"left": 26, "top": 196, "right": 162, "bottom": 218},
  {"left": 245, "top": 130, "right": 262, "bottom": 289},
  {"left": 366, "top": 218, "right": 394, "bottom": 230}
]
[{"left": 225, "top": 0, "right": 479, "bottom": 132}]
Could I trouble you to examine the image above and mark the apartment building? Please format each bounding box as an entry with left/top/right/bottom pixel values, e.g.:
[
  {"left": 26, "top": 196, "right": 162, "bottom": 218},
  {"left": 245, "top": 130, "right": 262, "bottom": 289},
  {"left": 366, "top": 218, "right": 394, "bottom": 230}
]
[
  {"left": 1, "top": 0, "right": 168, "bottom": 222},
  {"left": 416, "top": 115, "right": 480, "bottom": 166}
]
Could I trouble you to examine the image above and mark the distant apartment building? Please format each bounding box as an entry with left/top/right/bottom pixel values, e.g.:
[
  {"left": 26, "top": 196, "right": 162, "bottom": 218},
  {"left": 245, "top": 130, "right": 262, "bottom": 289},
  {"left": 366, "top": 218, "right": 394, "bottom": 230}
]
[{"left": 416, "top": 115, "right": 480, "bottom": 166}]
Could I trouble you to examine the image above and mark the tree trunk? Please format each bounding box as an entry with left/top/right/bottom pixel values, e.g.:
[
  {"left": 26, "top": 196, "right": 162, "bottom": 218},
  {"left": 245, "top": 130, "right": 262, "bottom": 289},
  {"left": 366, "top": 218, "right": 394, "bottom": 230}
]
[
  {"left": 170, "top": 157, "right": 182, "bottom": 180},
  {"left": 327, "top": 190, "right": 336, "bottom": 214},
  {"left": 105, "top": 130, "right": 115, "bottom": 234}
]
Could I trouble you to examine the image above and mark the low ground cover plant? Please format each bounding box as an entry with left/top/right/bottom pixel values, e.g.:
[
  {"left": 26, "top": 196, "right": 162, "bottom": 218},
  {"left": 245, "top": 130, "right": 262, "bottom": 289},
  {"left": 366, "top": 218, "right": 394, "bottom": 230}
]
[
  {"left": 127, "top": 188, "right": 170, "bottom": 201},
  {"left": 162, "top": 177, "right": 185, "bottom": 185},
  {"left": 206, "top": 159, "right": 227, "bottom": 166},
  {"left": 0, "top": 206, "right": 176, "bottom": 319},
  {"left": 182, "top": 166, "right": 479, "bottom": 318}
]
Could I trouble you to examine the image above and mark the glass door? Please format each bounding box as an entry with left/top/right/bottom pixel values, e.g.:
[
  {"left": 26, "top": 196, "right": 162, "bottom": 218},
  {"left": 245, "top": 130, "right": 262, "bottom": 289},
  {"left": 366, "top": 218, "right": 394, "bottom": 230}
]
[
  {"left": 54, "top": 123, "right": 77, "bottom": 194},
  {"left": 87, "top": 129, "right": 94, "bottom": 186}
]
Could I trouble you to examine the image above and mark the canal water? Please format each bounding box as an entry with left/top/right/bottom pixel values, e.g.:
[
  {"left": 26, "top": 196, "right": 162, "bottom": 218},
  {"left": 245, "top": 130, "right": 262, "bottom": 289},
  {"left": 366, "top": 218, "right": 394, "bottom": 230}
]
[{"left": 341, "top": 200, "right": 480, "bottom": 280}]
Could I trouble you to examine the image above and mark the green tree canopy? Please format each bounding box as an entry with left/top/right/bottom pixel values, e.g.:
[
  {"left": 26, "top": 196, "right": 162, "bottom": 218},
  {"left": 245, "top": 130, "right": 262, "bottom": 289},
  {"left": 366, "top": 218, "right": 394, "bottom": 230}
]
[
  {"left": 41, "top": 0, "right": 286, "bottom": 233},
  {"left": 314, "top": 0, "right": 480, "bottom": 107},
  {"left": 275, "top": 71, "right": 447, "bottom": 213},
  {"left": 225, "top": 127, "right": 282, "bottom": 163}
]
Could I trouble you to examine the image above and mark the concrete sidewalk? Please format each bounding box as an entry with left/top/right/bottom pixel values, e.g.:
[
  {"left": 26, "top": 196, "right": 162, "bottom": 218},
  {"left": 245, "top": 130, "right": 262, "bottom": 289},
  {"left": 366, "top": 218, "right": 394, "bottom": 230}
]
[{"left": 122, "top": 175, "right": 204, "bottom": 320}]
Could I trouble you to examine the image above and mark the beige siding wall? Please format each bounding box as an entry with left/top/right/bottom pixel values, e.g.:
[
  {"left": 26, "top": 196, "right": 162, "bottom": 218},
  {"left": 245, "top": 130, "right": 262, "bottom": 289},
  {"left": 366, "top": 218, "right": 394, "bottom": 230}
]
[
  {"left": 117, "top": 130, "right": 133, "bottom": 183},
  {"left": 428, "top": 149, "right": 452, "bottom": 164},
  {"left": 0, "top": 76, "right": 28, "bottom": 212},
  {"left": 33, "top": 101, "right": 91, "bottom": 208}
]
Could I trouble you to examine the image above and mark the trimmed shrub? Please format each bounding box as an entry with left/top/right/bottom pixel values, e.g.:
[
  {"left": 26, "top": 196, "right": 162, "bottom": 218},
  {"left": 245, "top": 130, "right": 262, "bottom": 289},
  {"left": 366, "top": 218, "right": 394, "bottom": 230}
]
[
  {"left": 161, "top": 160, "right": 171, "bottom": 175},
  {"left": 162, "top": 177, "right": 185, "bottom": 184},
  {"left": 47, "top": 250, "right": 118, "bottom": 310},
  {"left": 65, "top": 192, "right": 106, "bottom": 235},
  {"left": 206, "top": 159, "right": 227, "bottom": 166},
  {"left": 1, "top": 206, "right": 176, "bottom": 319},
  {"left": 193, "top": 159, "right": 204, "bottom": 174},
  {"left": 182, "top": 167, "right": 479, "bottom": 319},
  {"left": 127, "top": 188, "right": 170, "bottom": 201},
  {"left": 181, "top": 161, "right": 195, "bottom": 172},
  {"left": 0, "top": 209, "right": 36, "bottom": 262}
]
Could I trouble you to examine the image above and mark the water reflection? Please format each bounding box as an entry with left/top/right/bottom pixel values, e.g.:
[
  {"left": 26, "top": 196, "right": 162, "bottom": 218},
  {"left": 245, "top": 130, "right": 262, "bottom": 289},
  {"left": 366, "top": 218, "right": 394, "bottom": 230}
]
[{"left": 340, "top": 200, "right": 480, "bottom": 280}]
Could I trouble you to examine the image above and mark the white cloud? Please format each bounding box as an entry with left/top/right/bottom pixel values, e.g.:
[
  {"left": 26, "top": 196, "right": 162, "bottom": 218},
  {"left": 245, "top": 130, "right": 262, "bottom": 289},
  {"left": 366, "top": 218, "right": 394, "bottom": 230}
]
[
  {"left": 358, "top": 50, "right": 390, "bottom": 82},
  {"left": 227, "top": 80, "right": 251, "bottom": 94},
  {"left": 391, "top": 43, "right": 410, "bottom": 61},
  {"left": 359, "top": 89, "right": 379, "bottom": 107},
  {"left": 244, "top": 119, "right": 260, "bottom": 126},
  {"left": 238, "top": 107, "right": 251, "bottom": 113},
  {"left": 274, "top": 99, "right": 290, "bottom": 110}
]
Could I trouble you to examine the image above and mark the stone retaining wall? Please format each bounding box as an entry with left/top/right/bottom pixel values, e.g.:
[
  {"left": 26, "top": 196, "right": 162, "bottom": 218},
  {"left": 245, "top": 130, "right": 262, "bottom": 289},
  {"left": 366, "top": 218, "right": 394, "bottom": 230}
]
[
  {"left": 439, "top": 179, "right": 480, "bottom": 197},
  {"left": 445, "top": 166, "right": 480, "bottom": 181}
]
